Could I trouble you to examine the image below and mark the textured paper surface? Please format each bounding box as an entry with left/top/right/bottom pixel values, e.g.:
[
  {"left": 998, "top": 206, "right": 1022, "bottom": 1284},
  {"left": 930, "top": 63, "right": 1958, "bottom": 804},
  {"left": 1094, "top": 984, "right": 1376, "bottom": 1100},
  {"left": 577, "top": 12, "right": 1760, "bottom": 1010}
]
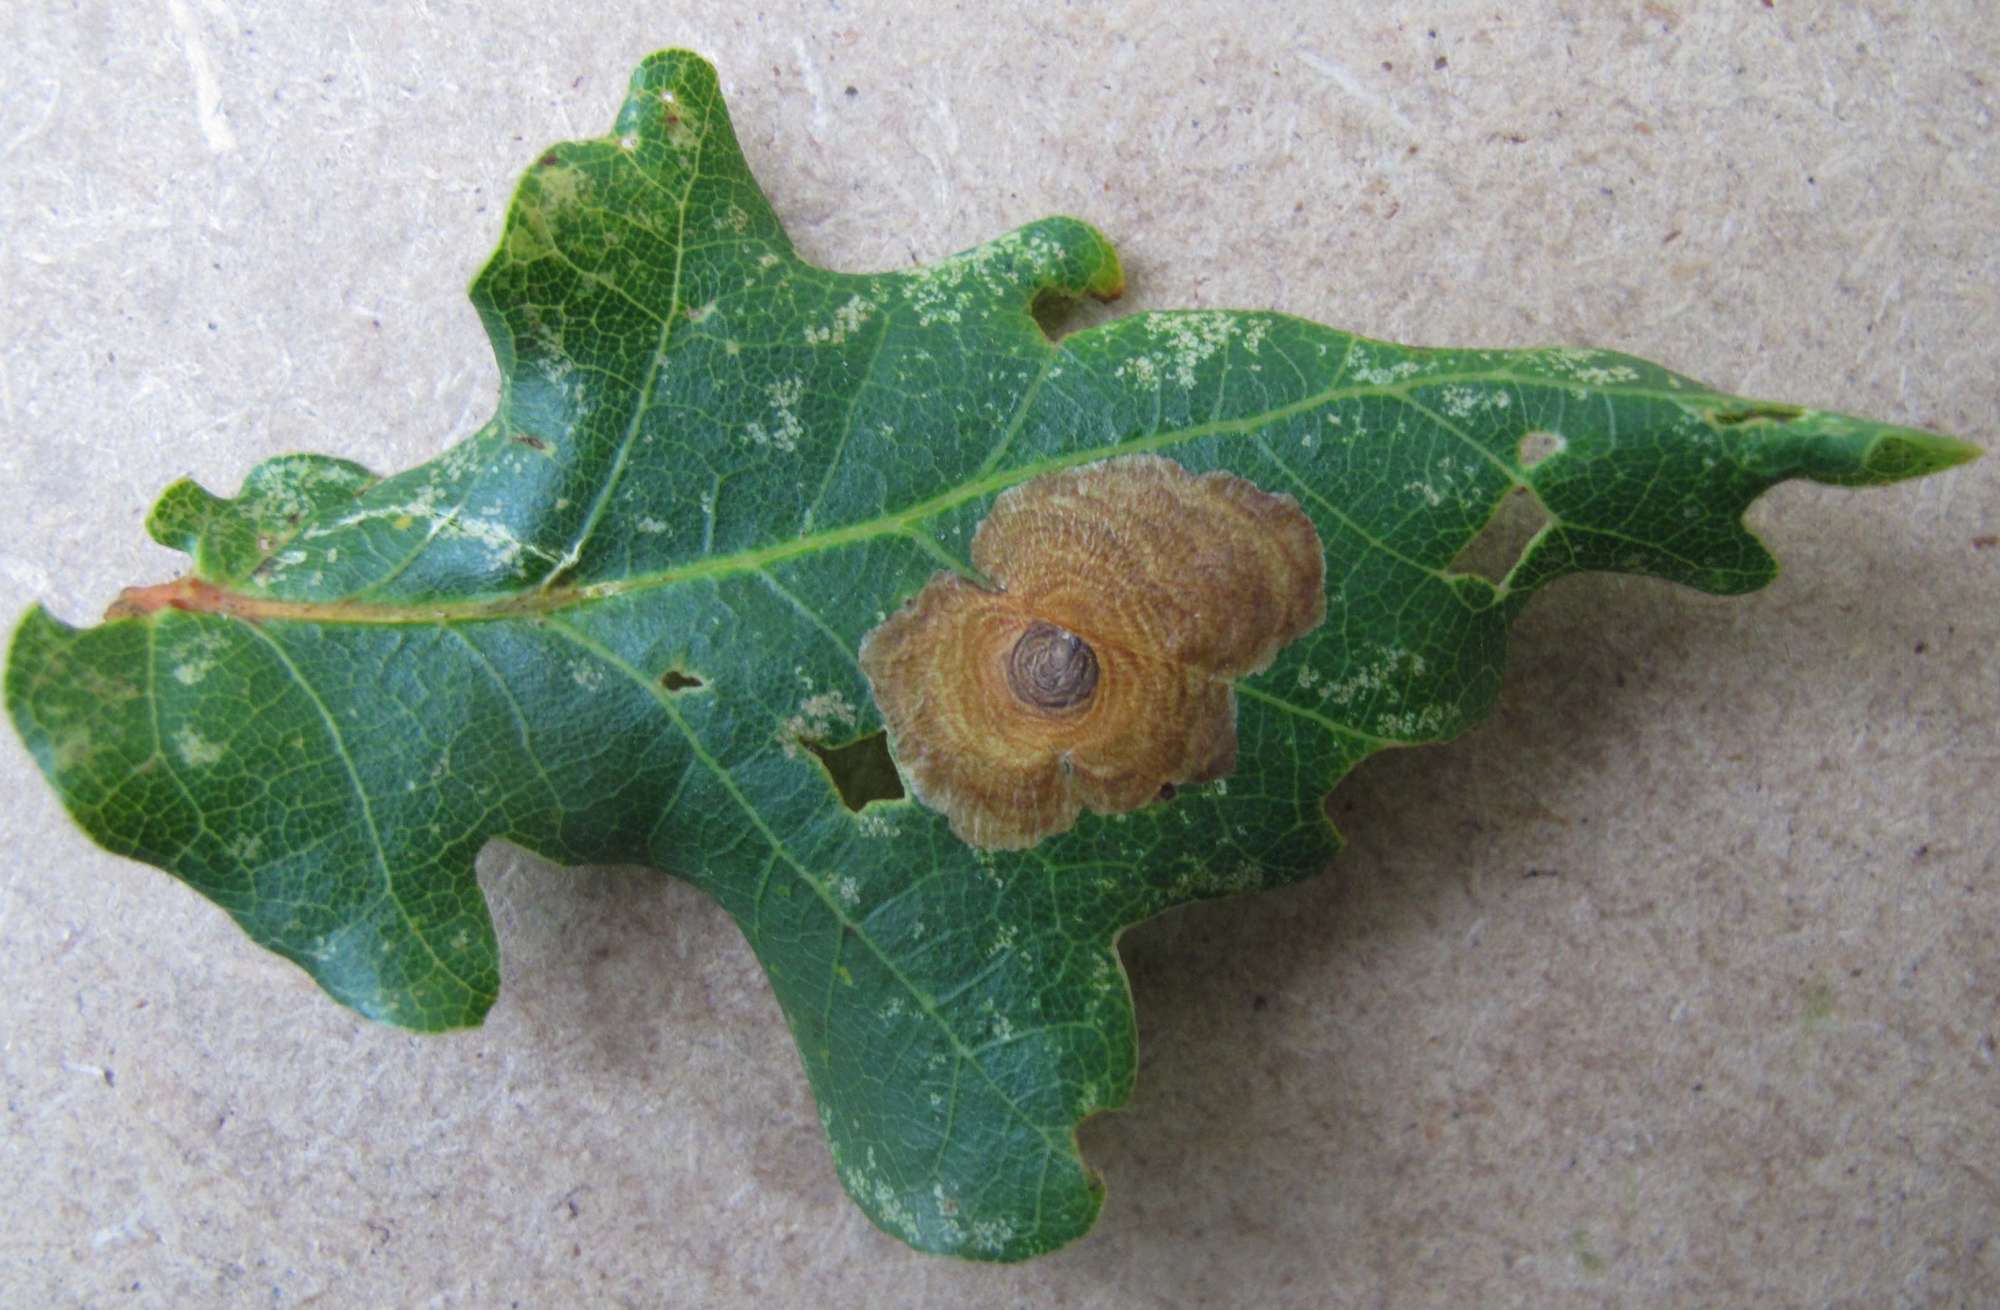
[{"left": 2, "top": 3, "right": 1993, "bottom": 1304}]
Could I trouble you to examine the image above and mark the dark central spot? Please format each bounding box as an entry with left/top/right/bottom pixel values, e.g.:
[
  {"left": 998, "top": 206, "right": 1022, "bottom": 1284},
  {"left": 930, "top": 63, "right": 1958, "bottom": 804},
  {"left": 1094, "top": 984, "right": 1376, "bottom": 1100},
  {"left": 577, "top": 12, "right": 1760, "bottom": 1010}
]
[{"left": 1008, "top": 621, "right": 1098, "bottom": 712}]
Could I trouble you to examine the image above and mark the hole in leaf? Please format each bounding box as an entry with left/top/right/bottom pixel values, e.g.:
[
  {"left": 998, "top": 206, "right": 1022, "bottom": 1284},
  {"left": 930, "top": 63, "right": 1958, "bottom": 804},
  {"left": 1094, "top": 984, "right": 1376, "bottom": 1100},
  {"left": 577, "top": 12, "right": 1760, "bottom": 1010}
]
[
  {"left": 804, "top": 730, "right": 906, "bottom": 812},
  {"left": 659, "top": 670, "right": 703, "bottom": 691},
  {"left": 1448, "top": 486, "right": 1552, "bottom": 585},
  {"left": 1029, "top": 290, "right": 1075, "bottom": 343},
  {"left": 1707, "top": 404, "right": 1803, "bottom": 427},
  {"left": 1518, "top": 429, "right": 1566, "bottom": 468},
  {"left": 1029, "top": 288, "right": 1118, "bottom": 344}
]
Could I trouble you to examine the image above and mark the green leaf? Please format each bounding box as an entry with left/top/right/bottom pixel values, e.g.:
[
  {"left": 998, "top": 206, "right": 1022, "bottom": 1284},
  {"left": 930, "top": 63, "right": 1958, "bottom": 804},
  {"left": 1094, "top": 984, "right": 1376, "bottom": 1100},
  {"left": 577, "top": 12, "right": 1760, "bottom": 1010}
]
[{"left": 4, "top": 50, "right": 1976, "bottom": 1260}]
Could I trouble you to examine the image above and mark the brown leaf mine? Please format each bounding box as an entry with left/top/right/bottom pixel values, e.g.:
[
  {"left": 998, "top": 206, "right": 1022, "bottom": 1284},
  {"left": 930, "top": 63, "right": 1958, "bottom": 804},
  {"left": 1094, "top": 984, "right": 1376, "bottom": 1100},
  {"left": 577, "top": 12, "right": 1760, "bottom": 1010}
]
[{"left": 858, "top": 453, "right": 1326, "bottom": 850}]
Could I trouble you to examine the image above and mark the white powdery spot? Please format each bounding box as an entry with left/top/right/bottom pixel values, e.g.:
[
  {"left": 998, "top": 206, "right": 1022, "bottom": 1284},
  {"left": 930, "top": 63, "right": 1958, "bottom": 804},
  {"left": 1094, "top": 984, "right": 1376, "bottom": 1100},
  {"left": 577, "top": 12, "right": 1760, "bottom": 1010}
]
[
  {"left": 1114, "top": 354, "right": 1158, "bottom": 386},
  {"left": 1169, "top": 861, "right": 1264, "bottom": 898},
  {"left": 1308, "top": 645, "right": 1428, "bottom": 708},
  {"left": 1376, "top": 705, "right": 1448, "bottom": 738},
  {"left": 1352, "top": 356, "right": 1422, "bottom": 386},
  {"left": 901, "top": 226, "right": 1069, "bottom": 326},
  {"left": 745, "top": 377, "right": 807, "bottom": 452},
  {"left": 1439, "top": 384, "right": 1511, "bottom": 419},
  {"left": 567, "top": 660, "right": 606, "bottom": 692},
  {"left": 1542, "top": 348, "right": 1640, "bottom": 387},
  {"left": 780, "top": 689, "right": 856, "bottom": 758},
  {"left": 170, "top": 628, "right": 229, "bottom": 686},
  {"left": 635, "top": 517, "right": 669, "bottom": 535},
  {"left": 444, "top": 514, "right": 549, "bottom": 576},
  {"left": 840, "top": 1148, "right": 923, "bottom": 1243},
  {"left": 1404, "top": 454, "right": 1479, "bottom": 511},
  {"left": 969, "top": 1217, "right": 1018, "bottom": 1255},
  {"left": 1120, "top": 311, "right": 1239, "bottom": 389},
  {"left": 172, "top": 725, "right": 224, "bottom": 768},
  {"left": 834, "top": 875, "right": 860, "bottom": 907},
  {"left": 855, "top": 811, "right": 900, "bottom": 838},
  {"left": 869, "top": 1177, "right": 920, "bottom": 1241},
  {"left": 243, "top": 468, "right": 327, "bottom": 530},
  {"left": 905, "top": 273, "right": 967, "bottom": 327},
  {"left": 307, "top": 482, "right": 440, "bottom": 536},
  {"left": 298, "top": 471, "right": 556, "bottom": 578},
  {"left": 1080, "top": 952, "right": 1126, "bottom": 1025},
  {"left": 804, "top": 294, "right": 877, "bottom": 346}
]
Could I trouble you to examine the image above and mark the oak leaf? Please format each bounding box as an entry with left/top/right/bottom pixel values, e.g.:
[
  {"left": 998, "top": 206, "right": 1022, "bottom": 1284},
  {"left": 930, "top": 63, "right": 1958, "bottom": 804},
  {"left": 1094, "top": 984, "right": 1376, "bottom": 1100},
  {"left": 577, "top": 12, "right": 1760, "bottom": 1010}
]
[{"left": 4, "top": 50, "right": 1977, "bottom": 1260}]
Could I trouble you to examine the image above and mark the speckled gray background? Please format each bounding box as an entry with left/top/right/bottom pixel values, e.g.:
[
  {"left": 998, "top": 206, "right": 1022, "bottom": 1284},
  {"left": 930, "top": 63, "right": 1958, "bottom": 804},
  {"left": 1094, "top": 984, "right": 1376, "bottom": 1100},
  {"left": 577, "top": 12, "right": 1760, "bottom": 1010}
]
[{"left": 2, "top": 3, "right": 1994, "bottom": 1306}]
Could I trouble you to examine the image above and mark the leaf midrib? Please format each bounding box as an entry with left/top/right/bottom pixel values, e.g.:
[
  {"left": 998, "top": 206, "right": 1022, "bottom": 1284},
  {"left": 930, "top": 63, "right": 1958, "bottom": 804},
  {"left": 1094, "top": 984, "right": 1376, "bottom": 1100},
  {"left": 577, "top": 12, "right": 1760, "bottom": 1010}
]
[{"left": 165, "top": 364, "right": 1702, "bottom": 629}]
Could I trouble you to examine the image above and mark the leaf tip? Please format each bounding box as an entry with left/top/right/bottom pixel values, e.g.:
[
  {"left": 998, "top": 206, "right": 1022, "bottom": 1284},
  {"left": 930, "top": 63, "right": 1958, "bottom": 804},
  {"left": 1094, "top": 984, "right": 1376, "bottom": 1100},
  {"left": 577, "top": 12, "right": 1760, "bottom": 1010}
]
[
  {"left": 1867, "top": 429, "right": 1982, "bottom": 481},
  {"left": 629, "top": 46, "right": 722, "bottom": 97},
  {"left": 4, "top": 603, "right": 68, "bottom": 726},
  {"left": 1731, "top": 407, "right": 1981, "bottom": 490},
  {"left": 1802, "top": 426, "right": 1983, "bottom": 488},
  {"left": 1085, "top": 239, "right": 1125, "bottom": 302},
  {"left": 146, "top": 478, "right": 227, "bottom": 555}
]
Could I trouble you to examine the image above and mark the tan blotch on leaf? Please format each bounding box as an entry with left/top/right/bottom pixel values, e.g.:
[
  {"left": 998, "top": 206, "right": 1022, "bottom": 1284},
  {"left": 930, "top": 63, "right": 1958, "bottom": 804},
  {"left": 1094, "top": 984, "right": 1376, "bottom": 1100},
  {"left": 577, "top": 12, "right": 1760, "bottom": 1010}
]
[{"left": 858, "top": 453, "right": 1326, "bottom": 850}]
